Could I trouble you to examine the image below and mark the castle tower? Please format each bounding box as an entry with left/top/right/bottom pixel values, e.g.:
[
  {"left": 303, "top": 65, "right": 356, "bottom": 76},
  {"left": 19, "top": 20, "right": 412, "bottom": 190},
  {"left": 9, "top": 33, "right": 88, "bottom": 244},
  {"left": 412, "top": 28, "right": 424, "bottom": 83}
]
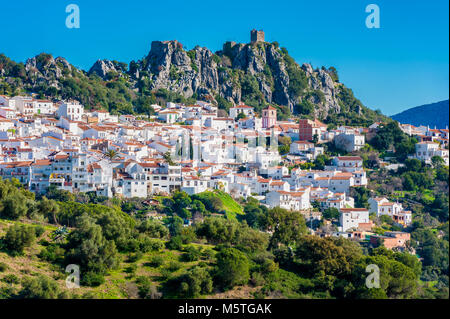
[
  {"left": 250, "top": 29, "right": 265, "bottom": 43},
  {"left": 262, "top": 105, "right": 276, "bottom": 128}
]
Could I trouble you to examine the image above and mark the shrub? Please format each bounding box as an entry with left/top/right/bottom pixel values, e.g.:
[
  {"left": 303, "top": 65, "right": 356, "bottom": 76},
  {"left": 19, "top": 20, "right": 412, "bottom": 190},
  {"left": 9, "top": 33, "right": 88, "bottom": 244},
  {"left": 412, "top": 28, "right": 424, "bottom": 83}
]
[
  {"left": 0, "top": 195, "right": 29, "bottom": 220},
  {"left": 2, "top": 274, "right": 19, "bottom": 284},
  {"left": 3, "top": 224, "right": 36, "bottom": 255},
  {"left": 20, "top": 275, "right": 62, "bottom": 299},
  {"left": 81, "top": 272, "right": 105, "bottom": 287},
  {"left": 125, "top": 264, "right": 138, "bottom": 275},
  {"left": 136, "top": 276, "right": 162, "bottom": 299},
  {"left": 202, "top": 248, "right": 215, "bottom": 260},
  {"left": 166, "top": 236, "right": 183, "bottom": 250},
  {"left": 165, "top": 261, "right": 182, "bottom": 272},
  {"left": 182, "top": 245, "right": 202, "bottom": 262},
  {"left": 250, "top": 272, "right": 266, "bottom": 286},
  {"left": 0, "top": 286, "right": 15, "bottom": 299},
  {"left": 127, "top": 252, "right": 143, "bottom": 263},
  {"left": 38, "top": 245, "right": 65, "bottom": 264},
  {"left": 180, "top": 227, "right": 197, "bottom": 244},
  {"left": 137, "top": 219, "right": 169, "bottom": 239},
  {"left": 140, "top": 237, "right": 164, "bottom": 252},
  {"left": 0, "top": 262, "right": 7, "bottom": 272},
  {"left": 34, "top": 225, "right": 46, "bottom": 238},
  {"left": 176, "top": 266, "right": 213, "bottom": 298},
  {"left": 147, "top": 255, "right": 164, "bottom": 268}
]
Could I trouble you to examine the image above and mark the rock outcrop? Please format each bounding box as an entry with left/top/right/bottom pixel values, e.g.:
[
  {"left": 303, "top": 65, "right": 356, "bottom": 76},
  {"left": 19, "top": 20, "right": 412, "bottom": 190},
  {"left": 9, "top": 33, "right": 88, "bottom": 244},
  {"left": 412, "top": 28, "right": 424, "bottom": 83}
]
[
  {"left": 131, "top": 40, "right": 345, "bottom": 117},
  {"left": 24, "top": 54, "right": 72, "bottom": 88},
  {"left": 88, "top": 59, "right": 122, "bottom": 79}
]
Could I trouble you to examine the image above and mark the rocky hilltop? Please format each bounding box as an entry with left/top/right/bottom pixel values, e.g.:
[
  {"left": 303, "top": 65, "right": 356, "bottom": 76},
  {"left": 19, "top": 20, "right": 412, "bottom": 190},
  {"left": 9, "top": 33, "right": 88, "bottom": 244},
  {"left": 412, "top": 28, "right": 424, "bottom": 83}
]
[
  {"left": 122, "top": 40, "right": 343, "bottom": 118},
  {"left": 0, "top": 34, "right": 385, "bottom": 124}
]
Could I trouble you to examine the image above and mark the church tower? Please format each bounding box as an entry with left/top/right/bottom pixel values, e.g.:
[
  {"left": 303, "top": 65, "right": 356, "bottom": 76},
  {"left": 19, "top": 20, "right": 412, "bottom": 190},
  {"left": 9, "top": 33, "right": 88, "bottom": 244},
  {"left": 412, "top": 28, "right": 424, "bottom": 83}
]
[{"left": 262, "top": 105, "right": 277, "bottom": 128}]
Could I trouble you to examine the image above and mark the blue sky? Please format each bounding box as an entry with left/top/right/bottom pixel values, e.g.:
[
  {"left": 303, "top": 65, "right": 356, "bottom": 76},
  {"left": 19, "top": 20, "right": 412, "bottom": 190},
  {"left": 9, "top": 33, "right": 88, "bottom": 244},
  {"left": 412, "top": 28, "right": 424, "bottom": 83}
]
[{"left": 0, "top": 0, "right": 448, "bottom": 115}]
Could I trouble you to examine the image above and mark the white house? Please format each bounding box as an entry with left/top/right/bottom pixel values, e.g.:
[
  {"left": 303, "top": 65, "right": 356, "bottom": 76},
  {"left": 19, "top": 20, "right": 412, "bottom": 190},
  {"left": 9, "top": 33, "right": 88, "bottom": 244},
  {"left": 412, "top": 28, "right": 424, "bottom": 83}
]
[
  {"left": 34, "top": 99, "right": 55, "bottom": 114},
  {"left": 332, "top": 156, "right": 364, "bottom": 172},
  {"left": 266, "top": 190, "right": 310, "bottom": 211},
  {"left": 334, "top": 133, "right": 365, "bottom": 152},
  {"left": 158, "top": 110, "right": 181, "bottom": 123},
  {"left": 368, "top": 197, "right": 412, "bottom": 226},
  {"left": 57, "top": 102, "right": 84, "bottom": 121},
  {"left": 229, "top": 104, "right": 254, "bottom": 119},
  {"left": 13, "top": 96, "right": 35, "bottom": 115},
  {"left": 329, "top": 173, "right": 354, "bottom": 193},
  {"left": 339, "top": 208, "right": 370, "bottom": 231},
  {"left": 412, "top": 141, "right": 449, "bottom": 165}
]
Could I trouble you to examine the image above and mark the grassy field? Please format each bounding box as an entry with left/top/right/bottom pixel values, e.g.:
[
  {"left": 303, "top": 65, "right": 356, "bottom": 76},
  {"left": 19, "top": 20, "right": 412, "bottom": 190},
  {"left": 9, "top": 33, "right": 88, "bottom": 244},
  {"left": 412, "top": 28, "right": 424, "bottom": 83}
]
[{"left": 194, "top": 190, "right": 244, "bottom": 219}]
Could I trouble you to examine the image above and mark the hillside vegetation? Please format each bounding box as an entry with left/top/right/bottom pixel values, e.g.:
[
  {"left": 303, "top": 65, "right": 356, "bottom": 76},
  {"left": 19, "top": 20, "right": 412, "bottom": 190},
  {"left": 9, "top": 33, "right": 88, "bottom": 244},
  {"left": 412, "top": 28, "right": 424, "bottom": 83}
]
[{"left": 0, "top": 178, "right": 447, "bottom": 299}]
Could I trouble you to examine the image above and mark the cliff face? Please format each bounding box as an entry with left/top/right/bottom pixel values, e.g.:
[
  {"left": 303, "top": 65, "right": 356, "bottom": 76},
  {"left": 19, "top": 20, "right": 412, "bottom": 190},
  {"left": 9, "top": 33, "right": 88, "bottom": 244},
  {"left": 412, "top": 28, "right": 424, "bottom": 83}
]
[
  {"left": 140, "top": 41, "right": 221, "bottom": 99},
  {"left": 88, "top": 60, "right": 125, "bottom": 79},
  {"left": 125, "top": 40, "right": 344, "bottom": 118}
]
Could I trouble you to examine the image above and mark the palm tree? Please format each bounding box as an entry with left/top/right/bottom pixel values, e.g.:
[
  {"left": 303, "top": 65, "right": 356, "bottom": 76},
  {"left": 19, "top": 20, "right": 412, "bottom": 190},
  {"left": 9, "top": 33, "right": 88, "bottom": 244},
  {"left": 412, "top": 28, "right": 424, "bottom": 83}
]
[{"left": 103, "top": 149, "right": 119, "bottom": 161}]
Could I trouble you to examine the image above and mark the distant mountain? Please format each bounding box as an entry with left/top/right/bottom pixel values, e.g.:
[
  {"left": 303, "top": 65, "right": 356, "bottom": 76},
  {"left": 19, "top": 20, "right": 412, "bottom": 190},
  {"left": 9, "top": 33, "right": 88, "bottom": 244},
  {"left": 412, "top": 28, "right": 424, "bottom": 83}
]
[{"left": 391, "top": 100, "right": 449, "bottom": 128}]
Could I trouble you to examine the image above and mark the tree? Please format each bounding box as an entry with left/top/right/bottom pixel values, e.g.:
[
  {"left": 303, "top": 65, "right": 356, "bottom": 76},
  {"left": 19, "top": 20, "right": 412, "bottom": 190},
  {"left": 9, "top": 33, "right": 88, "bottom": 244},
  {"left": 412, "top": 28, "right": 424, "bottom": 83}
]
[
  {"left": 177, "top": 266, "right": 213, "bottom": 297},
  {"left": 166, "top": 235, "right": 183, "bottom": 250},
  {"left": 65, "top": 214, "right": 120, "bottom": 275},
  {"left": 368, "top": 122, "right": 419, "bottom": 162},
  {"left": 191, "top": 200, "right": 206, "bottom": 216},
  {"left": 241, "top": 198, "right": 267, "bottom": 230},
  {"left": 312, "top": 134, "right": 319, "bottom": 144},
  {"left": 2, "top": 224, "right": 36, "bottom": 254},
  {"left": 0, "top": 193, "right": 29, "bottom": 220},
  {"left": 266, "top": 207, "right": 307, "bottom": 248},
  {"left": 322, "top": 207, "right": 340, "bottom": 220},
  {"left": 235, "top": 226, "right": 270, "bottom": 253},
  {"left": 44, "top": 185, "right": 75, "bottom": 202},
  {"left": 404, "top": 158, "right": 422, "bottom": 172},
  {"left": 37, "top": 197, "right": 60, "bottom": 223},
  {"left": 96, "top": 212, "right": 134, "bottom": 244},
  {"left": 431, "top": 155, "right": 445, "bottom": 167},
  {"left": 137, "top": 219, "right": 169, "bottom": 239},
  {"left": 195, "top": 217, "right": 239, "bottom": 244},
  {"left": 295, "top": 236, "right": 362, "bottom": 279},
  {"left": 133, "top": 96, "right": 156, "bottom": 116},
  {"left": 402, "top": 174, "right": 416, "bottom": 191},
  {"left": 395, "top": 138, "right": 416, "bottom": 161},
  {"left": 136, "top": 276, "right": 162, "bottom": 299},
  {"left": 327, "top": 66, "right": 339, "bottom": 82},
  {"left": 354, "top": 255, "right": 418, "bottom": 298},
  {"left": 163, "top": 152, "right": 175, "bottom": 165},
  {"left": 314, "top": 154, "right": 330, "bottom": 170},
  {"left": 349, "top": 187, "right": 371, "bottom": 208},
  {"left": 215, "top": 248, "right": 250, "bottom": 289},
  {"left": 236, "top": 111, "right": 246, "bottom": 120},
  {"left": 19, "top": 275, "right": 65, "bottom": 299},
  {"left": 103, "top": 149, "right": 119, "bottom": 161},
  {"left": 167, "top": 215, "right": 184, "bottom": 236},
  {"left": 172, "top": 191, "right": 192, "bottom": 218},
  {"left": 182, "top": 245, "right": 202, "bottom": 262}
]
